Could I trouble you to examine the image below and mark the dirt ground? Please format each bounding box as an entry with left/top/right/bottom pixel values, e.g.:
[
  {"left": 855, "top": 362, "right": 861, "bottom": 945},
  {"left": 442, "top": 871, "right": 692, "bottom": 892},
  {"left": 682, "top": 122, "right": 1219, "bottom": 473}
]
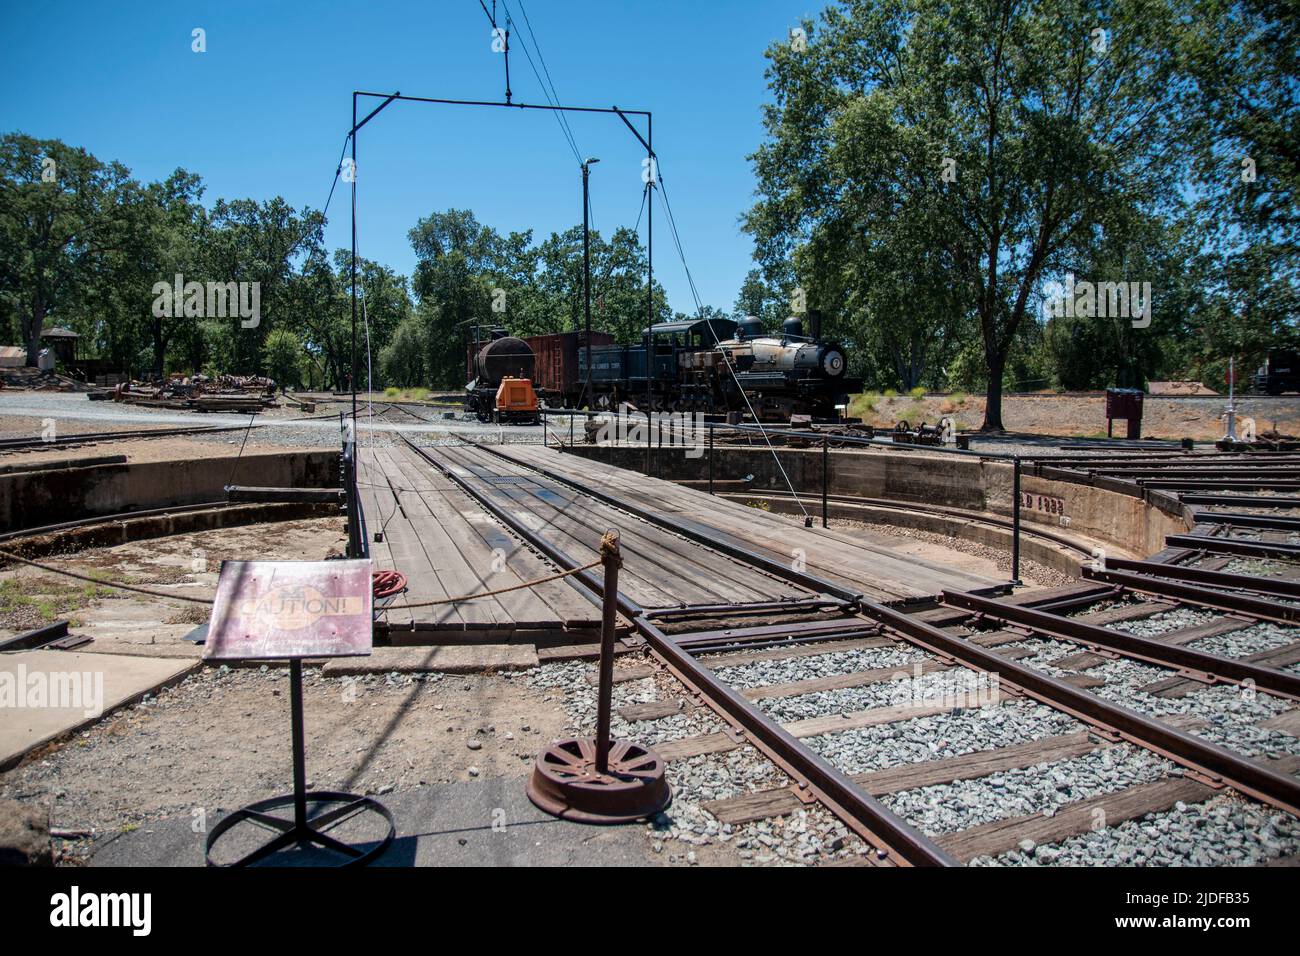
[
  {"left": 0, "top": 388, "right": 1175, "bottom": 867},
  {"left": 0, "top": 518, "right": 350, "bottom": 652},
  {"left": 852, "top": 392, "right": 1300, "bottom": 440},
  {"left": 0, "top": 664, "right": 570, "bottom": 861}
]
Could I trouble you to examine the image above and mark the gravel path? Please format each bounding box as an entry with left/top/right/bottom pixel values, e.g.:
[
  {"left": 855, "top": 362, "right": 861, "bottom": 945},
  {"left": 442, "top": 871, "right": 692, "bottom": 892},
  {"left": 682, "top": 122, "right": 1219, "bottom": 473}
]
[
  {"left": 1190, "top": 622, "right": 1297, "bottom": 658},
  {"left": 972, "top": 793, "right": 1300, "bottom": 866},
  {"left": 707, "top": 643, "right": 919, "bottom": 691},
  {"left": 1107, "top": 606, "right": 1218, "bottom": 637},
  {"left": 1000, "top": 636, "right": 1300, "bottom": 759},
  {"left": 753, "top": 665, "right": 1001, "bottom": 724},
  {"left": 804, "top": 700, "right": 1079, "bottom": 775},
  {"left": 886, "top": 745, "right": 1175, "bottom": 837}
]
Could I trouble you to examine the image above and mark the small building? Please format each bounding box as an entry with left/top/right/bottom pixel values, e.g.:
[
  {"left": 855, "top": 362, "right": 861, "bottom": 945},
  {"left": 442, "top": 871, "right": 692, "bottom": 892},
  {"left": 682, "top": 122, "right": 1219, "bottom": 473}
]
[
  {"left": 40, "top": 326, "right": 81, "bottom": 365},
  {"left": 0, "top": 346, "right": 24, "bottom": 369}
]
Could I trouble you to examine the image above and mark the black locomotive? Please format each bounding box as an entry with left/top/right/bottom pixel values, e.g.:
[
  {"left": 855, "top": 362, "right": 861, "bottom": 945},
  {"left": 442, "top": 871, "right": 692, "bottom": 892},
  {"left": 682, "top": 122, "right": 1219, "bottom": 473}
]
[
  {"left": 1252, "top": 350, "right": 1300, "bottom": 395},
  {"left": 577, "top": 312, "right": 859, "bottom": 419}
]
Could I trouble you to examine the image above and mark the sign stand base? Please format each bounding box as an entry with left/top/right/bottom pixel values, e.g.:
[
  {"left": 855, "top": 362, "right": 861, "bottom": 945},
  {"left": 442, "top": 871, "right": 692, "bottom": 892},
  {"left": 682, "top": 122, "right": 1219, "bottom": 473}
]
[{"left": 205, "top": 660, "right": 395, "bottom": 867}]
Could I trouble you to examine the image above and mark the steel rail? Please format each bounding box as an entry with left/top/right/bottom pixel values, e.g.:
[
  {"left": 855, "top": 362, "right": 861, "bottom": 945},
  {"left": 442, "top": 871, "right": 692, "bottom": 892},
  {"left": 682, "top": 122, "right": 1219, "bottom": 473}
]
[
  {"left": 1083, "top": 566, "right": 1300, "bottom": 620},
  {"left": 1166, "top": 533, "right": 1300, "bottom": 560},
  {"left": 941, "top": 589, "right": 1300, "bottom": 701},
  {"left": 0, "top": 499, "right": 233, "bottom": 543},
  {"left": 462, "top": 438, "right": 1300, "bottom": 818},
  {"left": 1082, "top": 566, "right": 1300, "bottom": 624},
  {"left": 646, "top": 597, "right": 850, "bottom": 619},
  {"left": 1193, "top": 512, "right": 1300, "bottom": 531},
  {"left": 397, "top": 435, "right": 954, "bottom": 865},
  {"left": 856, "top": 596, "right": 1300, "bottom": 818},
  {"left": 730, "top": 487, "right": 1096, "bottom": 559},
  {"left": 0, "top": 423, "right": 236, "bottom": 450},
  {"left": 1179, "top": 494, "right": 1300, "bottom": 508},
  {"left": 1103, "top": 556, "right": 1300, "bottom": 599}
]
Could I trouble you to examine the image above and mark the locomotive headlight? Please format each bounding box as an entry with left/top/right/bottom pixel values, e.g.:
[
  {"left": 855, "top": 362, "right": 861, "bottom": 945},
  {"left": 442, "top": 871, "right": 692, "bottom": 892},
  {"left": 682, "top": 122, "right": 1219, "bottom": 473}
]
[{"left": 821, "top": 349, "right": 845, "bottom": 377}]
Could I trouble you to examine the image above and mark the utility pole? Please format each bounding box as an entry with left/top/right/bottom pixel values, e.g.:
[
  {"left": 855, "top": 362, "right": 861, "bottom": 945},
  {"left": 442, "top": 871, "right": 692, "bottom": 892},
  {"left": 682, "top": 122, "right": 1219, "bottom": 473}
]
[
  {"left": 582, "top": 158, "right": 600, "bottom": 409},
  {"left": 350, "top": 93, "right": 357, "bottom": 426}
]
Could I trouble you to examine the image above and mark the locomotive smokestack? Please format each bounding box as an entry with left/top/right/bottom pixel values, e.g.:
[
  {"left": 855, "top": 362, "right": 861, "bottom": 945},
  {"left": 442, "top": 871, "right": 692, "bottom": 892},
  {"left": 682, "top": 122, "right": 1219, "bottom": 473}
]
[{"left": 807, "top": 308, "right": 823, "bottom": 340}]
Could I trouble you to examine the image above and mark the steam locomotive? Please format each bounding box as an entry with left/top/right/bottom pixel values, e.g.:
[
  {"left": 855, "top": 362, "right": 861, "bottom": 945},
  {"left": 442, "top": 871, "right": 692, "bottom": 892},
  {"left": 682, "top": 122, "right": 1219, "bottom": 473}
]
[
  {"left": 465, "top": 312, "right": 858, "bottom": 421},
  {"left": 579, "top": 312, "right": 858, "bottom": 419}
]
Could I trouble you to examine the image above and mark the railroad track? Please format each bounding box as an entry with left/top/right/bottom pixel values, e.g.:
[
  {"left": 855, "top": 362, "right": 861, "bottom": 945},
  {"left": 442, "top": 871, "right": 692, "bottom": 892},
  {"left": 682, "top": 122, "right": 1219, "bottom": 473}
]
[
  {"left": 0, "top": 410, "right": 343, "bottom": 454},
  {"left": 392, "top": 434, "right": 1300, "bottom": 866},
  {"left": 717, "top": 487, "right": 1098, "bottom": 565}
]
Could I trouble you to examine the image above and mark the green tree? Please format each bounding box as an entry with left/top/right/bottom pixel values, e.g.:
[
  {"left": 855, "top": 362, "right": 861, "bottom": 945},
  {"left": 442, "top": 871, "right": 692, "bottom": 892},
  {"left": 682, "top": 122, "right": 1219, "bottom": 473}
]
[
  {"left": 0, "top": 134, "right": 137, "bottom": 365},
  {"left": 263, "top": 327, "right": 304, "bottom": 389},
  {"left": 745, "top": 0, "right": 1185, "bottom": 429},
  {"left": 1177, "top": 0, "right": 1300, "bottom": 364}
]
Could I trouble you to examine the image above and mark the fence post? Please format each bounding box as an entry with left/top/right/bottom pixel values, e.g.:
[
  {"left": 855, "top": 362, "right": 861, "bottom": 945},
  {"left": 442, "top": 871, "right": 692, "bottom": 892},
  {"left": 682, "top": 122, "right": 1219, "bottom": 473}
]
[
  {"left": 708, "top": 424, "right": 714, "bottom": 495},
  {"left": 822, "top": 435, "right": 829, "bottom": 528},
  {"left": 594, "top": 530, "right": 622, "bottom": 773},
  {"left": 1011, "top": 455, "right": 1022, "bottom": 586}
]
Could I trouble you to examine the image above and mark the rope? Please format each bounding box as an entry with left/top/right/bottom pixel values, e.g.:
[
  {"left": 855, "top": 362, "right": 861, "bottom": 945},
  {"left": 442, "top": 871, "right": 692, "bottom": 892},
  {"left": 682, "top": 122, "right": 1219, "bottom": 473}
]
[
  {"left": 655, "top": 176, "right": 812, "bottom": 519},
  {"left": 378, "top": 558, "right": 601, "bottom": 610},
  {"left": 0, "top": 548, "right": 601, "bottom": 613},
  {"left": 0, "top": 547, "right": 215, "bottom": 605}
]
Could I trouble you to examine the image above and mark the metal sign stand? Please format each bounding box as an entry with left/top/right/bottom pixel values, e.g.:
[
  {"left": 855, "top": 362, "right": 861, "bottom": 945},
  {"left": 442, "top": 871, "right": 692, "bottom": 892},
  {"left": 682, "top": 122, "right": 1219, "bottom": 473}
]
[
  {"left": 201, "top": 560, "right": 394, "bottom": 866},
  {"left": 205, "top": 658, "right": 395, "bottom": 867}
]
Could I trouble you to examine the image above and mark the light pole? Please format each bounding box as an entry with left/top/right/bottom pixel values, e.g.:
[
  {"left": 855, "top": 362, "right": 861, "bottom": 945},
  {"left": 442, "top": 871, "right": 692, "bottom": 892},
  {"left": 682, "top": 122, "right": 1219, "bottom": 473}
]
[{"left": 582, "top": 157, "right": 600, "bottom": 409}]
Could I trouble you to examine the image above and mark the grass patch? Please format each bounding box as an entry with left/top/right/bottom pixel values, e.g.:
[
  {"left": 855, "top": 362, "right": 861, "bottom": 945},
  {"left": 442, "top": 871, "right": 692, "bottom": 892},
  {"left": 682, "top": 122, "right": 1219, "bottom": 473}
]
[
  {"left": 0, "top": 573, "right": 115, "bottom": 625},
  {"left": 902, "top": 401, "right": 928, "bottom": 422},
  {"left": 848, "top": 392, "right": 880, "bottom": 418},
  {"left": 908, "top": 386, "right": 926, "bottom": 399}
]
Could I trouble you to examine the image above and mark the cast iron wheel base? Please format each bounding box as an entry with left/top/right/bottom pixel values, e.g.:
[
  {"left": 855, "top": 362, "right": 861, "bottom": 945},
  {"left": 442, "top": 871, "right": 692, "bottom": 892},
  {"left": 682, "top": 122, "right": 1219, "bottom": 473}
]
[
  {"left": 527, "top": 737, "right": 672, "bottom": 824},
  {"left": 205, "top": 790, "right": 395, "bottom": 867}
]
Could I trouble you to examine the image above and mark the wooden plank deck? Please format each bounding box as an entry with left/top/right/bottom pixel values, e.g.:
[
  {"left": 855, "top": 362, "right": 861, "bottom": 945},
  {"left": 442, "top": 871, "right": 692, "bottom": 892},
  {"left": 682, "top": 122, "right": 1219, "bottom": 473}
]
[
  {"left": 432, "top": 443, "right": 807, "bottom": 609},
  {"left": 354, "top": 444, "right": 601, "bottom": 640},
  {"left": 491, "top": 443, "right": 1001, "bottom": 603},
  {"left": 358, "top": 439, "right": 1002, "bottom": 637}
]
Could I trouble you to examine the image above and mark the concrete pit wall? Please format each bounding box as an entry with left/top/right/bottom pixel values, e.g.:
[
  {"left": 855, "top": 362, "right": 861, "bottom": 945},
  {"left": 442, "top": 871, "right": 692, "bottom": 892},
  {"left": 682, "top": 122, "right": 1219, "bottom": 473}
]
[
  {"left": 0, "top": 451, "right": 340, "bottom": 534},
  {"left": 561, "top": 442, "right": 1189, "bottom": 560}
]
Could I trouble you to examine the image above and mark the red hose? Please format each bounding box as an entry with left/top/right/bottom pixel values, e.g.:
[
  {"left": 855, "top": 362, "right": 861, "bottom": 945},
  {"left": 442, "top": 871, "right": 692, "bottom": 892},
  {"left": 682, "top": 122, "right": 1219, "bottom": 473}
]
[{"left": 372, "top": 569, "right": 407, "bottom": 599}]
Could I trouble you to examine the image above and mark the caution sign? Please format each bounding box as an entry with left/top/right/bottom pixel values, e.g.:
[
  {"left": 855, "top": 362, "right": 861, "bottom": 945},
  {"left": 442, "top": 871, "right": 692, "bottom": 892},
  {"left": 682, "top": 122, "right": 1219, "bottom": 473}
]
[{"left": 204, "top": 560, "right": 374, "bottom": 661}]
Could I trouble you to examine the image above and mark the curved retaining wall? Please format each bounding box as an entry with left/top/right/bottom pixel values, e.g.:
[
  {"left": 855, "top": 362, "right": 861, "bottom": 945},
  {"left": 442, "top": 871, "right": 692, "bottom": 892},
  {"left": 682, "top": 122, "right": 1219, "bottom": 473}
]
[
  {"left": 560, "top": 443, "right": 1189, "bottom": 560},
  {"left": 0, "top": 451, "right": 339, "bottom": 534}
]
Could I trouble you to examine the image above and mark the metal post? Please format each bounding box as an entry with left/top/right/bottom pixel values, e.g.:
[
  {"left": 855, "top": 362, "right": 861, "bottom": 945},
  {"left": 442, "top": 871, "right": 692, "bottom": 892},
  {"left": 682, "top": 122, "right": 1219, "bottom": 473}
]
[
  {"left": 708, "top": 423, "right": 714, "bottom": 495},
  {"left": 594, "top": 531, "right": 622, "bottom": 773},
  {"left": 1011, "top": 456, "right": 1022, "bottom": 586},
  {"left": 822, "top": 435, "right": 829, "bottom": 528},
  {"left": 289, "top": 658, "right": 307, "bottom": 829},
  {"left": 646, "top": 409, "right": 653, "bottom": 477},
  {"left": 582, "top": 159, "right": 599, "bottom": 410},
  {"left": 350, "top": 94, "right": 358, "bottom": 425},
  {"left": 543, "top": 411, "right": 548, "bottom": 449}
]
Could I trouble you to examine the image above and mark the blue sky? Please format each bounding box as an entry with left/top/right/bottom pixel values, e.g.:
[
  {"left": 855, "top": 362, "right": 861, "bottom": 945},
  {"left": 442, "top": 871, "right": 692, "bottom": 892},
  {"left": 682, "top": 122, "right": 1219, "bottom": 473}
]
[{"left": 0, "top": 0, "right": 824, "bottom": 314}]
